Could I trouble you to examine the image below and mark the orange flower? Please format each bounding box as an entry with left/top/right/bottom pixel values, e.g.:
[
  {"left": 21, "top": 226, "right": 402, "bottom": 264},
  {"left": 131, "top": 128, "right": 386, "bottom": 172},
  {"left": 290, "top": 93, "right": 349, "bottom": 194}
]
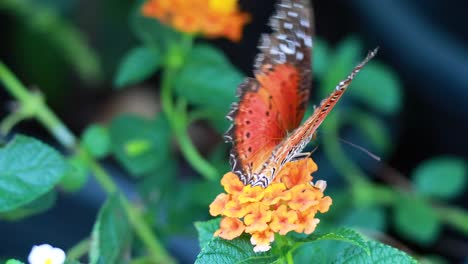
[
  {"left": 238, "top": 185, "right": 264, "bottom": 203},
  {"left": 209, "top": 193, "right": 229, "bottom": 216},
  {"left": 224, "top": 200, "right": 251, "bottom": 218},
  {"left": 250, "top": 229, "right": 274, "bottom": 253},
  {"left": 295, "top": 209, "right": 320, "bottom": 234},
  {"left": 209, "top": 158, "right": 332, "bottom": 252},
  {"left": 214, "top": 217, "right": 245, "bottom": 240},
  {"left": 221, "top": 172, "right": 244, "bottom": 195},
  {"left": 262, "top": 183, "right": 291, "bottom": 205},
  {"left": 142, "top": 0, "right": 250, "bottom": 42},
  {"left": 288, "top": 185, "right": 320, "bottom": 211},
  {"left": 317, "top": 196, "right": 333, "bottom": 213},
  {"left": 269, "top": 205, "right": 298, "bottom": 235},
  {"left": 278, "top": 159, "right": 317, "bottom": 188},
  {"left": 244, "top": 204, "right": 271, "bottom": 233}
]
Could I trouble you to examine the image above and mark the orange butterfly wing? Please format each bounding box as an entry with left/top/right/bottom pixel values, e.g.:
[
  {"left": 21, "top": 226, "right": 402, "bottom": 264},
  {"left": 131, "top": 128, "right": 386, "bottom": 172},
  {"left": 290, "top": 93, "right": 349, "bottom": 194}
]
[{"left": 225, "top": 0, "right": 313, "bottom": 184}]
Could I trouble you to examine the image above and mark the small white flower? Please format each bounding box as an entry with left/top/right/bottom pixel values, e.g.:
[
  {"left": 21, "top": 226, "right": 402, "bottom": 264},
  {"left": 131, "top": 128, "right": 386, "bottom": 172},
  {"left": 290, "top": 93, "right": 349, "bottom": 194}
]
[
  {"left": 28, "top": 244, "right": 66, "bottom": 264},
  {"left": 313, "top": 180, "right": 327, "bottom": 192}
]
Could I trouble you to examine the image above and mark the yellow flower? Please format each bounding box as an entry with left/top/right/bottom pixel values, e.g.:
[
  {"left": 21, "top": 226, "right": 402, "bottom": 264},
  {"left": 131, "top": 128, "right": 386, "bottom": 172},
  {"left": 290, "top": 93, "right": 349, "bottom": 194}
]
[
  {"left": 142, "top": 0, "right": 250, "bottom": 42},
  {"left": 209, "top": 158, "right": 332, "bottom": 252},
  {"left": 209, "top": 0, "right": 237, "bottom": 14}
]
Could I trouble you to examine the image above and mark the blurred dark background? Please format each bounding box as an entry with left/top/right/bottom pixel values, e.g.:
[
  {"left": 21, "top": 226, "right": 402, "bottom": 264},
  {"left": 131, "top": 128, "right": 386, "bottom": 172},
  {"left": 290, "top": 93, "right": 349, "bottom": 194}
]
[{"left": 0, "top": 0, "right": 467, "bottom": 263}]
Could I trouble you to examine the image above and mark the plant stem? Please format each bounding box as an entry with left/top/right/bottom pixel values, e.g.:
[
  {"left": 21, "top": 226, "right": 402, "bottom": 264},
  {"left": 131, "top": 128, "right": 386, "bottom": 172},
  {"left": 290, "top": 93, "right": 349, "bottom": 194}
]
[
  {"left": 0, "top": 61, "right": 176, "bottom": 264},
  {"left": 160, "top": 40, "right": 219, "bottom": 181},
  {"left": 67, "top": 238, "right": 90, "bottom": 260},
  {"left": 286, "top": 251, "right": 294, "bottom": 264},
  {"left": 0, "top": 62, "right": 76, "bottom": 148}
]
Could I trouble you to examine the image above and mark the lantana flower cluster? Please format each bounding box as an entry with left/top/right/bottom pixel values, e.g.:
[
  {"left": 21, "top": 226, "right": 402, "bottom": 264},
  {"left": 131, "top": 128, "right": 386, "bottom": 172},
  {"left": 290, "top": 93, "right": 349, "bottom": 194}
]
[
  {"left": 210, "top": 158, "right": 332, "bottom": 252},
  {"left": 142, "top": 0, "right": 250, "bottom": 42}
]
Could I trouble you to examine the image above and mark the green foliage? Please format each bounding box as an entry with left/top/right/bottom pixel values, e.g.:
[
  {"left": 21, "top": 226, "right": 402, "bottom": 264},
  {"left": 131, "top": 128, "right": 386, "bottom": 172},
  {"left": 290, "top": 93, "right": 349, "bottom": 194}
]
[
  {"left": 0, "top": 135, "right": 67, "bottom": 212},
  {"left": 350, "top": 61, "right": 402, "bottom": 114},
  {"left": 333, "top": 240, "right": 417, "bottom": 264},
  {"left": 195, "top": 218, "right": 221, "bottom": 249},
  {"left": 0, "top": 0, "right": 101, "bottom": 83},
  {"left": 345, "top": 109, "right": 391, "bottom": 154},
  {"left": 393, "top": 194, "right": 441, "bottom": 245},
  {"left": 90, "top": 194, "right": 132, "bottom": 264},
  {"left": 1, "top": 1, "right": 464, "bottom": 261},
  {"left": 301, "top": 228, "right": 370, "bottom": 254},
  {"left": 109, "top": 114, "right": 171, "bottom": 176},
  {"left": 341, "top": 207, "right": 387, "bottom": 231},
  {"left": 312, "top": 38, "right": 331, "bottom": 79},
  {"left": 0, "top": 191, "right": 56, "bottom": 221},
  {"left": 412, "top": 156, "right": 467, "bottom": 199},
  {"left": 196, "top": 235, "right": 278, "bottom": 264},
  {"left": 195, "top": 221, "right": 411, "bottom": 263},
  {"left": 114, "top": 46, "right": 162, "bottom": 88},
  {"left": 82, "top": 124, "right": 111, "bottom": 159},
  {"left": 174, "top": 44, "right": 243, "bottom": 114},
  {"left": 60, "top": 155, "right": 89, "bottom": 192},
  {"left": 5, "top": 259, "right": 24, "bottom": 264},
  {"left": 319, "top": 36, "right": 362, "bottom": 97},
  {"left": 130, "top": 4, "right": 182, "bottom": 53}
]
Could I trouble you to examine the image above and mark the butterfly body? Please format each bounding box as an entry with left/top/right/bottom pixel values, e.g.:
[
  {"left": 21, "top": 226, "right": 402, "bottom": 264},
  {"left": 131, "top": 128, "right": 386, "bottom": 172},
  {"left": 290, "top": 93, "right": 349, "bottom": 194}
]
[{"left": 225, "top": 0, "right": 377, "bottom": 188}]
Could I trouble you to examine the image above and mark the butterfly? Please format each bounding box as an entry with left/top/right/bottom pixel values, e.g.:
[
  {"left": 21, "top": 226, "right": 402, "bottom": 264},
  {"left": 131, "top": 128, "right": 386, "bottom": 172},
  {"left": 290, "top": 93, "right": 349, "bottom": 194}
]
[{"left": 224, "top": 0, "right": 378, "bottom": 188}]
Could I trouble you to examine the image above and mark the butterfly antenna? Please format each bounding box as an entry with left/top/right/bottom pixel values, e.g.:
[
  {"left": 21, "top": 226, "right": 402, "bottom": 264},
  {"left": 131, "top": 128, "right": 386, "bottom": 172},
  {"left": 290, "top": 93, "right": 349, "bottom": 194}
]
[{"left": 339, "top": 138, "right": 381, "bottom": 162}]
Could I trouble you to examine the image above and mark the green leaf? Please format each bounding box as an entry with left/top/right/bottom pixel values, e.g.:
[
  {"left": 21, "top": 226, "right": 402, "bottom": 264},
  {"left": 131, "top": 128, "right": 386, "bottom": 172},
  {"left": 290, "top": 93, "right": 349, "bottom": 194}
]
[
  {"left": 109, "top": 114, "right": 171, "bottom": 177},
  {"left": 393, "top": 194, "right": 441, "bottom": 245},
  {"left": 195, "top": 218, "right": 221, "bottom": 249},
  {"left": 174, "top": 44, "right": 243, "bottom": 113},
  {"left": 412, "top": 156, "right": 467, "bottom": 199},
  {"left": 312, "top": 38, "right": 331, "bottom": 79},
  {"left": 5, "top": 259, "right": 24, "bottom": 264},
  {"left": 349, "top": 61, "right": 402, "bottom": 114},
  {"left": 333, "top": 240, "right": 417, "bottom": 264},
  {"left": 90, "top": 194, "right": 132, "bottom": 264},
  {"left": 137, "top": 157, "right": 177, "bottom": 208},
  {"left": 59, "top": 156, "right": 89, "bottom": 192},
  {"left": 321, "top": 37, "right": 362, "bottom": 98},
  {"left": 0, "top": 191, "right": 56, "bottom": 220},
  {"left": 0, "top": 135, "right": 68, "bottom": 212},
  {"left": 65, "top": 260, "right": 83, "bottom": 264},
  {"left": 130, "top": 4, "right": 181, "bottom": 53},
  {"left": 309, "top": 228, "right": 370, "bottom": 255},
  {"left": 341, "top": 207, "right": 387, "bottom": 231},
  {"left": 437, "top": 206, "right": 468, "bottom": 235},
  {"left": 114, "top": 46, "right": 161, "bottom": 88},
  {"left": 345, "top": 109, "right": 391, "bottom": 155},
  {"left": 82, "top": 124, "right": 111, "bottom": 158},
  {"left": 195, "top": 235, "right": 278, "bottom": 264}
]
